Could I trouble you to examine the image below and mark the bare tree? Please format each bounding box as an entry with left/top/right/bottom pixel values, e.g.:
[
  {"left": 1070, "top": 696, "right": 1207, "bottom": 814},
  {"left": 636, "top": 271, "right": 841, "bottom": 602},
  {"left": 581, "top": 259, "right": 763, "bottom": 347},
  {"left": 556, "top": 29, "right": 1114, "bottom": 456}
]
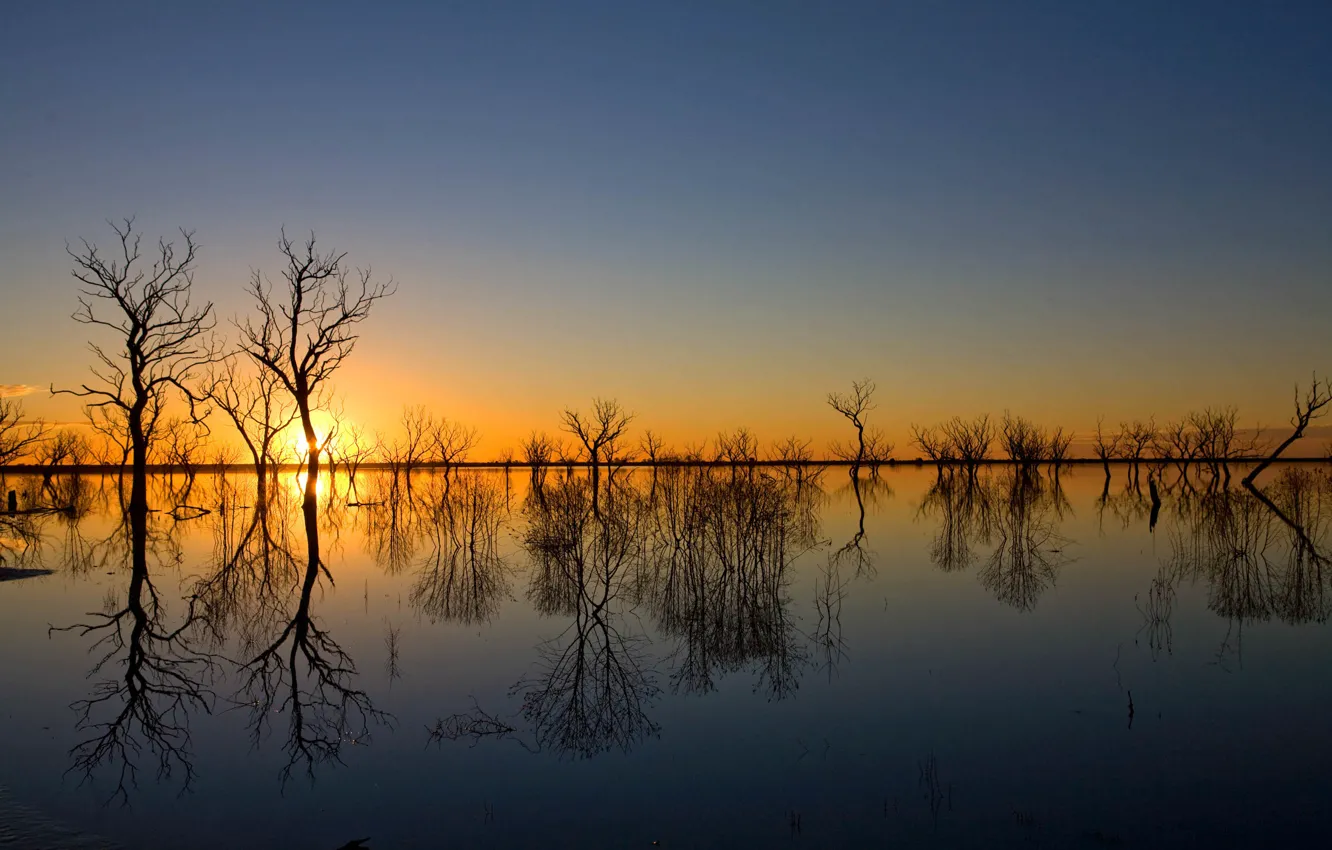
[
  {"left": 157, "top": 417, "right": 207, "bottom": 481},
  {"left": 210, "top": 443, "right": 241, "bottom": 470},
  {"left": 999, "top": 412, "right": 1046, "bottom": 467},
  {"left": 833, "top": 426, "right": 893, "bottom": 470},
  {"left": 337, "top": 423, "right": 375, "bottom": 495},
  {"left": 203, "top": 356, "right": 298, "bottom": 487},
  {"left": 522, "top": 431, "right": 555, "bottom": 492},
  {"left": 1092, "top": 417, "right": 1122, "bottom": 480},
  {"left": 1122, "top": 418, "right": 1157, "bottom": 463},
  {"left": 827, "top": 379, "right": 875, "bottom": 469},
  {"left": 86, "top": 405, "right": 132, "bottom": 471},
  {"left": 36, "top": 428, "right": 88, "bottom": 471},
  {"left": 714, "top": 427, "right": 759, "bottom": 465},
  {"left": 1157, "top": 417, "right": 1202, "bottom": 469},
  {"left": 639, "top": 430, "right": 664, "bottom": 465},
  {"left": 522, "top": 431, "right": 555, "bottom": 469},
  {"left": 54, "top": 219, "right": 217, "bottom": 517},
  {"left": 1192, "top": 406, "right": 1256, "bottom": 481},
  {"left": 1046, "top": 426, "right": 1074, "bottom": 470},
  {"left": 1244, "top": 376, "right": 1332, "bottom": 486},
  {"left": 941, "top": 414, "right": 994, "bottom": 472},
  {"left": 910, "top": 423, "right": 954, "bottom": 468},
  {"left": 774, "top": 436, "right": 813, "bottom": 466},
  {"left": 0, "top": 398, "right": 48, "bottom": 466},
  {"left": 433, "top": 418, "right": 480, "bottom": 469},
  {"left": 560, "top": 398, "right": 634, "bottom": 477},
  {"left": 862, "top": 427, "right": 895, "bottom": 468},
  {"left": 390, "top": 405, "right": 435, "bottom": 479},
  {"left": 238, "top": 230, "right": 394, "bottom": 507}
]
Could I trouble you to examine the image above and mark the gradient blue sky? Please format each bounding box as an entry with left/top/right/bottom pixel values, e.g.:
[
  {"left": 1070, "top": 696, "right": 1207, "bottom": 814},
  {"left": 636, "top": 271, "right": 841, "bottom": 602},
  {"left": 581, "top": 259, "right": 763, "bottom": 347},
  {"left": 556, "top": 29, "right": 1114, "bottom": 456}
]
[{"left": 2, "top": 1, "right": 1330, "bottom": 452}]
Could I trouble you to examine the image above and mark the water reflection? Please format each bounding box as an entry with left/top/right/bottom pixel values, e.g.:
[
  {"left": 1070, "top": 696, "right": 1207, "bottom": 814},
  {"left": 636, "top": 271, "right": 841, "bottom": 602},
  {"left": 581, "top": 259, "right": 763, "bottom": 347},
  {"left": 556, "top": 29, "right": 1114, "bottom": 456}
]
[
  {"left": 12, "top": 461, "right": 1331, "bottom": 817},
  {"left": 517, "top": 473, "right": 660, "bottom": 756},
  {"left": 919, "top": 468, "right": 1072, "bottom": 610},
  {"left": 644, "top": 466, "right": 813, "bottom": 701},
  {"left": 979, "top": 469, "right": 1073, "bottom": 612},
  {"left": 410, "top": 474, "right": 509, "bottom": 625},
  {"left": 48, "top": 487, "right": 217, "bottom": 804},
  {"left": 235, "top": 468, "right": 392, "bottom": 783}
]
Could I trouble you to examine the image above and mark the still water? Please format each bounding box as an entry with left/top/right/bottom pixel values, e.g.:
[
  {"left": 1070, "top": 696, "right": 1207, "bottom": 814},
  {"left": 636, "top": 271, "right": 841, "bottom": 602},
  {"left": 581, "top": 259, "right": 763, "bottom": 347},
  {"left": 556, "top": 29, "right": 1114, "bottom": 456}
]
[{"left": 1, "top": 463, "right": 1330, "bottom": 848}]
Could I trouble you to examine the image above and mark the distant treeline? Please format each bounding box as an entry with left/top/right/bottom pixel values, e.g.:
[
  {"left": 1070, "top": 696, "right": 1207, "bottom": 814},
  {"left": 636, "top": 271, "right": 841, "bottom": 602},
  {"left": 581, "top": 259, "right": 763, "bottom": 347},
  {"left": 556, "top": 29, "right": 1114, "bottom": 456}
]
[
  {"left": 4, "top": 386, "right": 1332, "bottom": 477},
  {"left": 0, "top": 222, "right": 1327, "bottom": 487}
]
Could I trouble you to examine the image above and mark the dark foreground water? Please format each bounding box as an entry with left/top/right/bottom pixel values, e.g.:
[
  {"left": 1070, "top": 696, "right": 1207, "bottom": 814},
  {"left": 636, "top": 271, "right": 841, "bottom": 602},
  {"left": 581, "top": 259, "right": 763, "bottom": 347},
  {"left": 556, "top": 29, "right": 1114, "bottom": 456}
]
[{"left": 1, "top": 463, "right": 1330, "bottom": 849}]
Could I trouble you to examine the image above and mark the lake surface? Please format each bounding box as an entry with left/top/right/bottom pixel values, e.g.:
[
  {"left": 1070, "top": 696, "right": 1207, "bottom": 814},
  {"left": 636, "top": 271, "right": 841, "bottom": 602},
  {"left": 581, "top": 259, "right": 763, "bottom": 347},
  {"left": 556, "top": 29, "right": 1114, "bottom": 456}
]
[{"left": 1, "top": 463, "right": 1330, "bottom": 849}]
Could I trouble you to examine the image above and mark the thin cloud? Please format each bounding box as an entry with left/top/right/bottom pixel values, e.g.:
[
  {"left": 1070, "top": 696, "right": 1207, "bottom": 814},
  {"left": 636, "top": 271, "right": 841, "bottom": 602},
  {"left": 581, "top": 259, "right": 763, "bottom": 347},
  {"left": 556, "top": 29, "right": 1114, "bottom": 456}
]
[{"left": 0, "top": 384, "right": 37, "bottom": 398}]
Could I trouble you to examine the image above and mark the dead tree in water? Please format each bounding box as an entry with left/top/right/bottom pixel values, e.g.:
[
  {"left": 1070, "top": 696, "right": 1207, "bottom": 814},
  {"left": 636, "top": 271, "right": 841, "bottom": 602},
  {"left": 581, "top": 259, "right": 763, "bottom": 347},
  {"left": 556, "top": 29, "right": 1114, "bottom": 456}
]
[
  {"left": 1157, "top": 418, "right": 1202, "bottom": 473},
  {"left": 1046, "top": 426, "right": 1074, "bottom": 473},
  {"left": 0, "top": 398, "right": 48, "bottom": 466},
  {"left": 36, "top": 428, "right": 87, "bottom": 473},
  {"left": 942, "top": 415, "right": 994, "bottom": 475},
  {"left": 240, "top": 230, "right": 394, "bottom": 504},
  {"left": 433, "top": 418, "right": 480, "bottom": 472},
  {"left": 392, "top": 405, "right": 434, "bottom": 479},
  {"left": 337, "top": 424, "right": 375, "bottom": 495},
  {"left": 522, "top": 431, "right": 555, "bottom": 492},
  {"left": 774, "top": 436, "right": 814, "bottom": 481},
  {"left": 86, "top": 405, "right": 133, "bottom": 472},
  {"left": 204, "top": 356, "right": 298, "bottom": 490},
  {"left": 1244, "top": 376, "right": 1332, "bottom": 486},
  {"left": 714, "top": 427, "right": 760, "bottom": 466},
  {"left": 639, "top": 430, "right": 664, "bottom": 465},
  {"left": 999, "top": 412, "right": 1046, "bottom": 469},
  {"left": 1121, "top": 419, "right": 1157, "bottom": 486},
  {"left": 1092, "top": 417, "right": 1123, "bottom": 498},
  {"left": 55, "top": 219, "right": 217, "bottom": 520},
  {"left": 827, "top": 379, "right": 876, "bottom": 471},
  {"left": 910, "top": 423, "right": 954, "bottom": 476},
  {"left": 560, "top": 398, "right": 633, "bottom": 507}
]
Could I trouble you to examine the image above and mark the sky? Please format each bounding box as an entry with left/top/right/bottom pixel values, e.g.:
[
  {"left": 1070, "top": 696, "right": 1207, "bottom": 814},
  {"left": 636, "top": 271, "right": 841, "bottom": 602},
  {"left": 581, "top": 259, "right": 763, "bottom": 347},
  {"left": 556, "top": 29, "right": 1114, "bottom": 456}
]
[{"left": 2, "top": 0, "right": 1330, "bottom": 456}]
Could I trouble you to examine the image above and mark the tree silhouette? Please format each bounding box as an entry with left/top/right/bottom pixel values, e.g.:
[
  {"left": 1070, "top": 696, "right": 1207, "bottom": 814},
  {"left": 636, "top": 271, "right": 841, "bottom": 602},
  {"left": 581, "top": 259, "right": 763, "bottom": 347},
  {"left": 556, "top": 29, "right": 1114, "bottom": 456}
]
[
  {"left": 827, "top": 379, "right": 875, "bottom": 470},
  {"left": 204, "top": 356, "right": 298, "bottom": 489},
  {"left": 0, "top": 398, "right": 48, "bottom": 466},
  {"left": 55, "top": 219, "right": 217, "bottom": 517},
  {"left": 561, "top": 398, "right": 633, "bottom": 508},
  {"left": 239, "top": 230, "right": 394, "bottom": 513},
  {"left": 1244, "top": 375, "right": 1331, "bottom": 486}
]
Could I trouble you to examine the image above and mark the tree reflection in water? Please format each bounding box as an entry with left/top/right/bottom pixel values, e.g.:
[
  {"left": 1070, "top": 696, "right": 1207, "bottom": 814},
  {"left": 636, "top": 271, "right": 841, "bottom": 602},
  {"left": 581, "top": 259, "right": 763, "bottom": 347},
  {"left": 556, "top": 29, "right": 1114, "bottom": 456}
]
[
  {"left": 434, "top": 465, "right": 823, "bottom": 757},
  {"left": 979, "top": 469, "right": 1072, "bottom": 612},
  {"left": 645, "top": 466, "right": 812, "bottom": 700},
  {"left": 30, "top": 462, "right": 1331, "bottom": 797},
  {"left": 516, "top": 473, "right": 660, "bottom": 757},
  {"left": 49, "top": 494, "right": 218, "bottom": 805},
  {"left": 410, "top": 473, "right": 510, "bottom": 626},
  {"left": 919, "top": 468, "right": 1072, "bottom": 611},
  {"left": 1167, "top": 467, "right": 1331, "bottom": 637},
  {"left": 236, "top": 469, "right": 393, "bottom": 783}
]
